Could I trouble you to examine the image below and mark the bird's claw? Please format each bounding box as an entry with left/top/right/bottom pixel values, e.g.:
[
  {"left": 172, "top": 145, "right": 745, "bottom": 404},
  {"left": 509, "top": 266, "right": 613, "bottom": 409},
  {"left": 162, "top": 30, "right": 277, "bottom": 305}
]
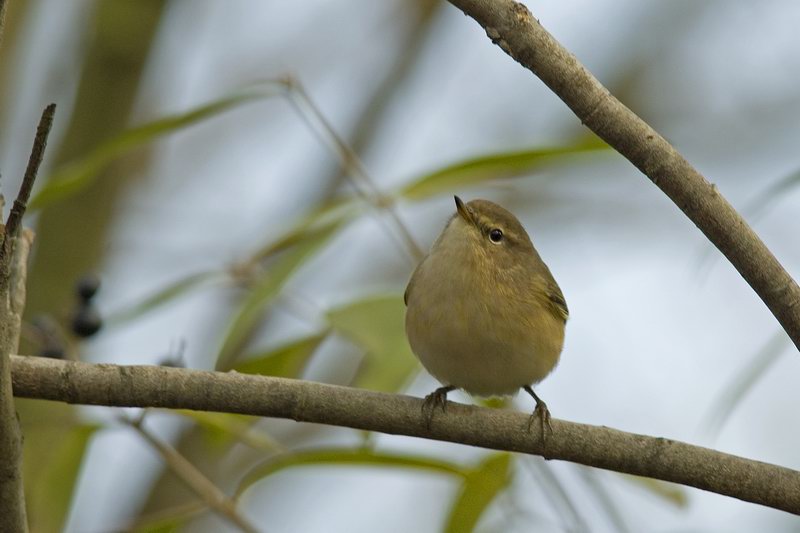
[
  {"left": 524, "top": 387, "right": 553, "bottom": 445},
  {"left": 527, "top": 401, "right": 553, "bottom": 435},
  {"left": 421, "top": 386, "right": 454, "bottom": 429}
]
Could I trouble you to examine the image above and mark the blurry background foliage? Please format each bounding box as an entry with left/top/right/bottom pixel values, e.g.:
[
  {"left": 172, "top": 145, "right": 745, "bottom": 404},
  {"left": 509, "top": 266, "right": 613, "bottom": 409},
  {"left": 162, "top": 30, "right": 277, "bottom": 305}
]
[{"left": 1, "top": 0, "right": 799, "bottom": 532}]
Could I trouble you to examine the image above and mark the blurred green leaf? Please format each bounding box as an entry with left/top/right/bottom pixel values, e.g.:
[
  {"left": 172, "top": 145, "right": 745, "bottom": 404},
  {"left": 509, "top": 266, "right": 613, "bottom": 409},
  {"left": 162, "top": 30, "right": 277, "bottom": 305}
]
[
  {"left": 216, "top": 219, "right": 343, "bottom": 369},
  {"left": 29, "top": 88, "right": 281, "bottom": 211},
  {"left": 702, "top": 331, "right": 789, "bottom": 439},
  {"left": 236, "top": 448, "right": 466, "bottom": 500},
  {"left": 129, "top": 501, "right": 206, "bottom": 533},
  {"left": 327, "top": 295, "right": 418, "bottom": 392},
  {"left": 233, "top": 332, "right": 327, "bottom": 378},
  {"left": 399, "top": 138, "right": 609, "bottom": 200},
  {"left": 172, "top": 410, "right": 280, "bottom": 452},
  {"left": 107, "top": 271, "right": 226, "bottom": 326},
  {"left": 619, "top": 474, "right": 687, "bottom": 508},
  {"left": 251, "top": 198, "right": 361, "bottom": 262},
  {"left": 445, "top": 453, "right": 513, "bottom": 533},
  {"left": 27, "top": 423, "right": 101, "bottom": 533}
]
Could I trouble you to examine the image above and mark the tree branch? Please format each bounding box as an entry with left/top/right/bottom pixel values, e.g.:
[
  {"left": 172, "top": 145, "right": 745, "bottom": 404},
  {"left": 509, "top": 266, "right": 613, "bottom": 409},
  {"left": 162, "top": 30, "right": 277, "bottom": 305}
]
[
  {"left": 126, "top": 414, "right": 259, "bottom": 533},
  {"left": 0, "top": 233, "right": 32, "bottom": 533},
  {"left": 10, "top": 356, "right": 800, "bottom": 515},
  {"left": 0, "top": 103, "right": 55, "bottom": 533},
  {"left": 444, "top": 0, "right": 800, "bottom": 351}
]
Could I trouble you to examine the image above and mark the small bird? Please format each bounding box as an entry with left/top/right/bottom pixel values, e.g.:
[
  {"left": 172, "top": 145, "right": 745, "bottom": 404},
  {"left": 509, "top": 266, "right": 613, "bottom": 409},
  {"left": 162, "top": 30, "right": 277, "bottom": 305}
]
[{"left": 404, "top": 196, "right": 568, "bottom": 434}]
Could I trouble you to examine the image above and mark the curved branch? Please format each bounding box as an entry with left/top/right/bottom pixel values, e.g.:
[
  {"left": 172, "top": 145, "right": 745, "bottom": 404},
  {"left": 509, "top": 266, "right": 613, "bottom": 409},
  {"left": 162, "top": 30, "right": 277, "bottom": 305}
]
[
  {"left": 10, "top": 356, "right": 800, "bottom": 515},
  {"left": 445, "top": 0, "right": 800, "bottom": 351}
]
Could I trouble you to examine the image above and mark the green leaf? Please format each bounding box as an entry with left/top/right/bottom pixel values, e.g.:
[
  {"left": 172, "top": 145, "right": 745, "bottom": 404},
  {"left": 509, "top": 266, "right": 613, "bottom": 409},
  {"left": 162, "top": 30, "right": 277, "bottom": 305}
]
[
  {"left": 29, "top": 88, "right": 281, "bottom": 211},
  {"left": 236, "top": 448, "right": 466, "bottom": 500},
  {"left": 171, "top": 410, "right": 280, "bottom": 452},
  {"left": 702, "top": 331, "right": 789, "bottom": 439},
  {"left": 129, "top": 501, "right": 206, "bottom": 533},
  {"left": 106, "top": 271, "right": 226, "bottom": 326},
  {"left": 618, "top": 474, "right": 687, "bottom": 508},
  {"left": 250, "top": 198, "right": 361, "bottom": 262},
  {"left": 445, "top": 453, "right": 513, "bottom": 533},
  {"left": 327, "top": 295, "right": 418, "bottom": 392},
  {"left": 233, "top": 332, "right": 327, "bottom": 378},
  {"left": 399, "top": 138, "right": 609, "bottom": 200},
  {"left": 26, "top": 423, "right": 101, "bottom": 533},
  {"left": 216, "top": 218, "right": 343, "bottom": 369}
]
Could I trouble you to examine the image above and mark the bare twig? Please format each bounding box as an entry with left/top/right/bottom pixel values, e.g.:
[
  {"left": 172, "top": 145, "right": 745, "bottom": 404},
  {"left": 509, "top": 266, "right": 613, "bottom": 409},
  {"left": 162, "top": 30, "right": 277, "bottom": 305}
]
[
  {"left": 11, "top": 356, "right": 800, "bottom": 515},
  {"left": 443, "top": 0, "right": 800, "bottom": 351},
  {"left": 1, "top": 103, "right": 56, "bottom": 275},
  {"left": 283, "top": 78, "right": 424, "bottom": 262},
  {"left": 125, "top": 415, "right": 261, "bottom": 533},
  {"left": 0, "top": 103, "right": 55, "bottom": 533},
  {"left": 315, "top": 0, "right": 440, "bottom": 200}
]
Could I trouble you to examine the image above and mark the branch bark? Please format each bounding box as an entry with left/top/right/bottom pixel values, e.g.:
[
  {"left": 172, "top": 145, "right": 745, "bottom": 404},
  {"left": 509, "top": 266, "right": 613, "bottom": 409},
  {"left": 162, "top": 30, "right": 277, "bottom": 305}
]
[
  {"left": 11, "top": 356, "right": 800, "bottom": 515},
  {"left": 444, "top": 0, "right": 800, "bottom": 351},
  {"left": 0, "top": 231, "right": 33, "bottom": 533},
  {"left": 0, "top": 103, "right": 55, "bottom": 533}
]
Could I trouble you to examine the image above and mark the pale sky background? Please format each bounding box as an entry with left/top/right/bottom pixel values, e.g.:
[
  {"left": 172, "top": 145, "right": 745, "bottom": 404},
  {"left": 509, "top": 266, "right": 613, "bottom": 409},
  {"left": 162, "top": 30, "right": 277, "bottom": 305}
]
[{"left": 3, "top": 1, "right": 800, "bottom": 532}]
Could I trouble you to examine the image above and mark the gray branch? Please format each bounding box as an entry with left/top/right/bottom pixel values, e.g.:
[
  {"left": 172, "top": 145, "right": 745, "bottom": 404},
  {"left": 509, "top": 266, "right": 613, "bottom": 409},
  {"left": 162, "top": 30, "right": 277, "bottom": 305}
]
[
  {"left": 1, "top": 103, "right": 54, "bottom": 533},
  {"left": 445, "top": 0, "right": 800, "bottom": 351},
  {"left": 11, "top": 355, "right": 800, "bottom": 515}
]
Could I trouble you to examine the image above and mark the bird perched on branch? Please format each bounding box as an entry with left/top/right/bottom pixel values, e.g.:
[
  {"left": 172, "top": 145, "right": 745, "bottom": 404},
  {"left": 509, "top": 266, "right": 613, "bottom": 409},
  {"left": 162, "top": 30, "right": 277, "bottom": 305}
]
[{"left": 404, "top": 196, "right": 568, "bottom": 435}]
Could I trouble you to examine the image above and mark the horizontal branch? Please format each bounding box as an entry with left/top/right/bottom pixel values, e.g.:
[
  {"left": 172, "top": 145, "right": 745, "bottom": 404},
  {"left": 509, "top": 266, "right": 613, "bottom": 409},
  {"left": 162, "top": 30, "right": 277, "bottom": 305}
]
[
  {"left": 445, "top": 0, "right": 800, "bottom": 351},
  {"left": 11, "top": 355, "right": 800, "bottom": 515}
]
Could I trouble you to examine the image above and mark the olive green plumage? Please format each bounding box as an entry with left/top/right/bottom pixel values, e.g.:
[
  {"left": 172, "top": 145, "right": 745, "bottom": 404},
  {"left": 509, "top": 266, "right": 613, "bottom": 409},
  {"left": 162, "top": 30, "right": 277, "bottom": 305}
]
[{"left": 405, "top": 196, "right": 567, "bottom": 429}]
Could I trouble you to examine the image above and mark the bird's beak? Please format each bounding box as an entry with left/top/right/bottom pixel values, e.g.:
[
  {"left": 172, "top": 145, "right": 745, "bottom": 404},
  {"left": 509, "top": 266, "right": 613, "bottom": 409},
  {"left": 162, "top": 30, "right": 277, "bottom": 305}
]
[{"left": 454, "top": 196, "right": 473, "bottom": 225}]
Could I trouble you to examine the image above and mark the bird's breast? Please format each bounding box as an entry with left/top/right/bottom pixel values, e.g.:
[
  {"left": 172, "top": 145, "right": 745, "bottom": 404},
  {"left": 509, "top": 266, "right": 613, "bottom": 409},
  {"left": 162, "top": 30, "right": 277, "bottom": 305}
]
[{"left": 405, "top": 251, "right": 564, "bottom": 396}]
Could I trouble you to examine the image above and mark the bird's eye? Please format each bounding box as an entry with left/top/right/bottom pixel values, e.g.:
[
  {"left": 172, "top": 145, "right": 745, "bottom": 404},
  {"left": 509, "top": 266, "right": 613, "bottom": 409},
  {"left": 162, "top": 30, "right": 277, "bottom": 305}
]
[{"left": 488, "top": 228, "right": 504, "bottom": 244}]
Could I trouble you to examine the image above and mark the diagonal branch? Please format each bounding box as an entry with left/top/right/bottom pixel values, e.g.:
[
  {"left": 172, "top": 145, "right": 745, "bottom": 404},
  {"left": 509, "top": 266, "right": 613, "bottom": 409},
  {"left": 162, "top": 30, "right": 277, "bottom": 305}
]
[
  {"left": 444, "top": 0, "right": 800, "bottom": 351},
  {"left": 126, "top": 415, "right": 260, "bottom": 533},
  {"left": 10, "top": 356, "right": 800, "bottom": 515}
]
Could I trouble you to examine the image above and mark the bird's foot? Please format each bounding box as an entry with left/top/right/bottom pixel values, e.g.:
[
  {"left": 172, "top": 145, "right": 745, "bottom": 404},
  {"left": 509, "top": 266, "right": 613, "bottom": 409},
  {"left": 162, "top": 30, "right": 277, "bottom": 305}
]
[
  {"left": 422, "top": 386, "right": 455, "bottom": 429},
  {"left": 524, "top": 386, "right": 553, "bottom": 444}
]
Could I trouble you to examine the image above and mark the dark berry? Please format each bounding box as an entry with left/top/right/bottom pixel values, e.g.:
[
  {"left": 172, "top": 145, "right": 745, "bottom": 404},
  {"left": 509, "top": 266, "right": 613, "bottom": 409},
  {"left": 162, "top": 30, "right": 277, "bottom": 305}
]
[
  {"left": 76, "top": 274, "right": 101, "bottom": 302},
  {"left": 71, "top": 305, "right": 102, "bottom": 338}
]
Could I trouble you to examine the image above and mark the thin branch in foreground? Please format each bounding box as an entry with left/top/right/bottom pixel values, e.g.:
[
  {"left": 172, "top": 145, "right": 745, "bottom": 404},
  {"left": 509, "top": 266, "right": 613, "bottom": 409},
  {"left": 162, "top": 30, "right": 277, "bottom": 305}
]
[
  {"left": 0, "top": 103, "right": 56, "bottom": 533},
  {"left": 125, "top": 414, "right": 260, "bottom": 533},
  {"left": 444, "top": 0, "right": 800, "bottom": 351},
  {"left": 10, "top": 356, "right": 800, "bottom": 515}
]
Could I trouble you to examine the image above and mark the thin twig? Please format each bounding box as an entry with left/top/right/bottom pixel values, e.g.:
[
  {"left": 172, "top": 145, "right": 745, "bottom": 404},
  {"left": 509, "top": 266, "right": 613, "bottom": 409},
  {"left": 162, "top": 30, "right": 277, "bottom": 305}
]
[
  {"left": 11, "top": 356, "right": 800, "bottom": 516},
  {"left": 125, "top": 414, "right": 261, "bottom": 533},
  {"left": 283, "top": 78, "right": 425, "bottom": 262},
  {"left": 1, "top": 103, "right": 56, "bottom": 274},
  {"left": 444, "top": 0, "right": 800, "bottom": 352},
  {"left": 315, "top": 0, "right": 440, "bottom": 200}
]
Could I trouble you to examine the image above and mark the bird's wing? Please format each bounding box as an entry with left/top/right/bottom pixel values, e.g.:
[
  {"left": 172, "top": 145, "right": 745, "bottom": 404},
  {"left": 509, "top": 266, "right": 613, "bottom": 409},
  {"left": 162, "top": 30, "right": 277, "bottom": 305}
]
[{"left": 547, "top": 282, "right": 569, "bottom": 322}]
